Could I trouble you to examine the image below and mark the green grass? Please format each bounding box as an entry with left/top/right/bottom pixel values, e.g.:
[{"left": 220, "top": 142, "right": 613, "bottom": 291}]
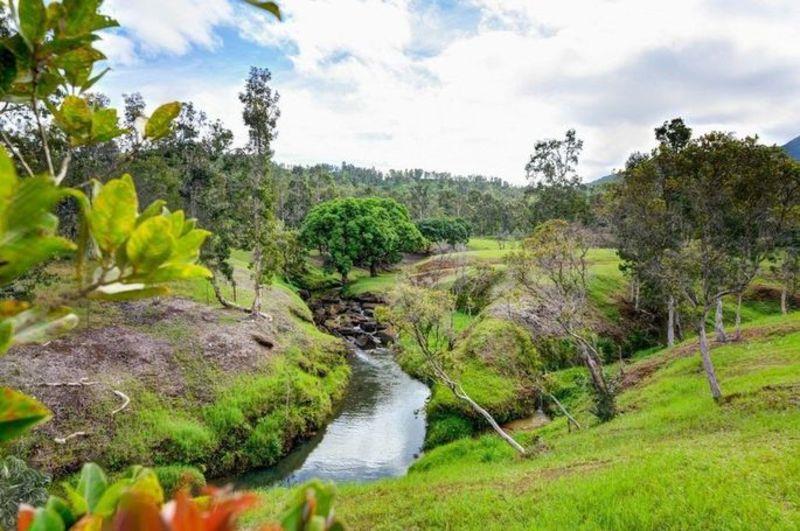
[{"left": 251, "top": 311, "right": 800, "bottom": 530}]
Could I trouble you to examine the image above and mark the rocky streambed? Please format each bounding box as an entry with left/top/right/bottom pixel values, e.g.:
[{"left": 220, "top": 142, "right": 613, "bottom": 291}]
[{"left": 310, "top": 292, "right": 396, "bottom": 349}]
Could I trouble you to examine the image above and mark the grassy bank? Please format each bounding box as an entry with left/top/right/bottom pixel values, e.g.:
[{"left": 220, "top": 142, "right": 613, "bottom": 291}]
[
  {"left": 2, "top": 261, "right": 350, "bottom": 482},
  {"left": 251, "top": 311, "right": 800, "bottom": 529}
]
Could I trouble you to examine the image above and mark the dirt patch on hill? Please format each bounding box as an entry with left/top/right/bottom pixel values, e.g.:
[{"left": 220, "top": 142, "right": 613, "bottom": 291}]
[{"left": 0, "top": 295, "right": 321, "bottom": 474}]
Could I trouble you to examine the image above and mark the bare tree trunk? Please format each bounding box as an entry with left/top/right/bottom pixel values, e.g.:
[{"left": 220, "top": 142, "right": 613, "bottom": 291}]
[
  {"left": 733, "top": 291, "right": 742, "bottom": 341},
  {"left": 697, "top": 314, "right": 723, "bottom": 400},
  {"left": 433, "top": 364, "right": 525, "bottom": 454},
  {"left": 634, "top": 280, "right": 640, "bottom": 311},
  {"left": 369, "top": 262, "right": 378, "bottom": 277},
  {"left": 714, "top": 297, "right": 727, "bottom": 342},
  {"left": 667, "top": 295, "right": 676, "bottom": 347},
  {"left": 251, "top": 245, "right": 263, "bottom": 315},
  {"left": 675, "top": 309, "right": 684, "bottom": 341},
  {"left": 781, "top": 285, "right": 788, "bottom": 315}
]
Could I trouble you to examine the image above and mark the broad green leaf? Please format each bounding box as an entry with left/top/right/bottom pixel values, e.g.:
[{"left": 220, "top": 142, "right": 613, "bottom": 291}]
[
  {"left": 167, "top": 209, "right": 185, "bottom": 238},
  {"left": 244, "top": 0, "right": 282, "bottom": 20},
  {"left": 28, "top": 507, "right": 65, "bottom": 531},
  {"left": 137, "top": 199, "right": 166, "bottom": 226},
  {"left": 171, "top": 229, "right": 211, "bottom": 263},
  {"left": 5, "top": 175, "right": 64, "bottom": 234},
  {"left": 145, "top": 263, "right": 211, "bottom": 283},
  {"left": 62, "top": 483, "right": 88, "bottom": 516},
  {"left": 55, "top": 47, "right": 104, "bottom": 88},
  {"left": 91, "top": 108, "right": 125, "bottom": 142},
  {"left": 126, "top": 216, "right": 174, "bottom": 272},
  {"left": 81, "top": 66, "right": 109, "bottom": 93},
  {"left": 127, "top": 467, "right": 164, "bottom": 505},
  {"left": 0, "top": 320, "right": 13, "bottom": 354},
  {"left": 11, "top": 306, "right": 79, "bottom": 345},
  {"left": 92, "top": 480, "right": 129, "bottom": 518},
  {"left": 144, "top": 101, "right": 180, "bottom": 140},
  {"left": 0, "top": 235, "right": 76, "bottom": 286},
  {"left": 19, "top": 0, "right": 47, "bottom": 47},
  {"left": 61, "top": 0, "right": 119, "bottom": 37},
  {"left": 77, "top": 463, "right": 108, "bottom": 514},
  {"left": 0, "top": 387, "right": 51, "bottom": 442},
  {"left": 88, "top": 175, "right": 138, "bottom": 254},
  {"left": 56, "top": 96, "right": 93, "bottom": 144},
  {"left": 0, "top": 145, "right": 18, "bottom": 221},
  {"left": 45, "top": 496, "right": 76, "bottom": 528}
]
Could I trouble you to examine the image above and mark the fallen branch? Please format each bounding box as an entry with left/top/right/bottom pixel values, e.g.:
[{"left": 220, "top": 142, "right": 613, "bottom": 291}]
[
  {"left": 111, "top": 390, "right": 130, "bottom": 415},
  {"left": 54, "top": 431, "right": 88, "bottom": 444},
  {"left": 40, "top": 377, "right": 98, "bottom": 387}
]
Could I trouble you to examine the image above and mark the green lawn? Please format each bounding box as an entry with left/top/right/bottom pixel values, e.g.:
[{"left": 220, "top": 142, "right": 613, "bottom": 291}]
[{"left": 250, "top": 311, "right": 800, "bottom": 530}]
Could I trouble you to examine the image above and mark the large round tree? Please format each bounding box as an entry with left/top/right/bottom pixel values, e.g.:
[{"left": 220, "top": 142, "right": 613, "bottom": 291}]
[{"left": 300, "top": 197, "right": 425, "bottom": 281}]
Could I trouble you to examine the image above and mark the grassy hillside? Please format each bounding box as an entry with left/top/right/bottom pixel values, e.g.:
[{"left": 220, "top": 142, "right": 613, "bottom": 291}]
[
  {"left": 1, "top": 260, "right": 349, "bottom": 483},
  {"left": 250, "top": 311, "right": 800, "bottom": 529}
]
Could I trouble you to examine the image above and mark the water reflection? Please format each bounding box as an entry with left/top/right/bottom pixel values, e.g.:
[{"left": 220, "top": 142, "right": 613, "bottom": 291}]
[{"left": 233, "top": 347, "right": 430, "bottom": 487}]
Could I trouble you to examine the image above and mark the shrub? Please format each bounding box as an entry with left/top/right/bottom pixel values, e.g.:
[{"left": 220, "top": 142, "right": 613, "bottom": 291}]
[
  {"left": 0, "top": 456, "right": 50, "bottom": 530},
  {"left": 153, "top": 465, "right": 206, "bottom": 497},
  {"left": 424, "top": 414, "right": 474, "bottom": 449}
]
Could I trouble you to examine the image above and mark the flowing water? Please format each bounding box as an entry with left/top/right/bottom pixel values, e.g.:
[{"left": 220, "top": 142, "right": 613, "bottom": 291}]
[{"left": 232, "top": 345, "right": 430, "bottom": 488}]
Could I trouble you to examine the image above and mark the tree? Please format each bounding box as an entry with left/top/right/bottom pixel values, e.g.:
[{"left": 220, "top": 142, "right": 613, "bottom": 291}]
[
  {"left": 509, "top": 220, "right": 616, "bottom": 420},
  {"left": 379, "top": 283, "right": 526, "bottom": 454},
  {"left": 525, "top": 129, "right": 588, "bottom": 225},
  {"left": 300, "top": 197, "right": 425, "bottom": 281},
  {"left": 611, "top": 118, "right": 692, "bottom": 347},
  {"left": 416, "top": 216, "right": 471, "bottom": 250},
  {"left": 659, "top": 133, "right": 800, "bottom": 399},
  {"left": 238, "top": 66, "right": 282, "bottom": 315}
]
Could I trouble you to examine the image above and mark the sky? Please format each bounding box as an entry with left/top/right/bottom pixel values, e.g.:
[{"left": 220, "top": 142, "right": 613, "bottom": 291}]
[{"left": 96, "top": 0, "right": 800, "bottom": 184}]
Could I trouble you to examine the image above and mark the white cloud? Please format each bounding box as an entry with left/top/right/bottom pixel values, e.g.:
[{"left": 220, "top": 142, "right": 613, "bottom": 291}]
[
  {"left": 104, "top": 0, "right": 233, "bottom": 57},
  {"left": 98, "top": 0, "right": 800, "bottom": 183}
]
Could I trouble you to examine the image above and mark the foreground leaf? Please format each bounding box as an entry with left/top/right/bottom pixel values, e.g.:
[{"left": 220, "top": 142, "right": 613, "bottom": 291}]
[{"left": 0, "top": 387, "right": 51, "bottom": 442}]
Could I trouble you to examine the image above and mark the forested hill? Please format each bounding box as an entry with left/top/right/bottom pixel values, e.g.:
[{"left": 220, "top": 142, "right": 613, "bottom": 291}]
[
  {"left": 785, "top": 135, "right": 800, "bottom": 160},
  {"left": 271, "top": 162, "right": 528, "bottom": 236}
]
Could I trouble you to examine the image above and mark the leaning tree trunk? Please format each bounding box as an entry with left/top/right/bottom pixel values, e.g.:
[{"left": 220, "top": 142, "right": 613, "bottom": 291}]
[
  {"left": 667, "top": 295, "right": 676, "bottom": 347},
  {"left": 675, "top": 309, "right": 684, "bottom": 341},
  {"left": 714, "top": 297, "right": 727, "bottom": 342},
  {"left": 697, "top": 313, "right": 723, "bottom": 400},
  {"left": 433, "top": 364, "right": 526, "bottom": 455},
  {"left": 733, "top": 291, "right": 743, "bottom": 341},
  {"left": 579, "top": 343, "right": 609, "bottom": 396},
  {"left": 210, "top": 275, "right": 250, "bottom": 314}
]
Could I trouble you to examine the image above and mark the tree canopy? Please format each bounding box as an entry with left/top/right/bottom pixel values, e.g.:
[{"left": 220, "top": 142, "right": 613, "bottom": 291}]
[{"left": 300, "top": 197, "right": 425, "bottom": 280}]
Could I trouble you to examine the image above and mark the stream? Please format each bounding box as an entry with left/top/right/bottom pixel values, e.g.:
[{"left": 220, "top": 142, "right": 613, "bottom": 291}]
[{"left": 232, "top": 296, "right": 430, "bottom": 488}]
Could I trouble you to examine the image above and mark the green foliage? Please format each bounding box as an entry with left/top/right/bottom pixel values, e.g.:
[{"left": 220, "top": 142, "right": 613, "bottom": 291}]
[
  {"left": 0, "top": 456, "right": 50, "bottom": 530},
  {"left": 416, "top": 216, "right": 471, "bottom": 247},
  {"left": 451, "top": 264, "right": 503, "bottom": 314},
  {"left": 423, "top": 413, "right": 473, "bottom": 448},
  {"left": 152, "top": 465, "right": 205, "bottom": 498},
  {"left": 0, "top": 0, "right": 207, "bottom": 446},
  {"left": 0, "top": 387, "right": 50, "bottom": 442},
  {"left": 279, "top": 480, "right": 343, "bottom": 531},
  {"left": 300, "top": 197, "right": 425, "bottom": 280}
]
